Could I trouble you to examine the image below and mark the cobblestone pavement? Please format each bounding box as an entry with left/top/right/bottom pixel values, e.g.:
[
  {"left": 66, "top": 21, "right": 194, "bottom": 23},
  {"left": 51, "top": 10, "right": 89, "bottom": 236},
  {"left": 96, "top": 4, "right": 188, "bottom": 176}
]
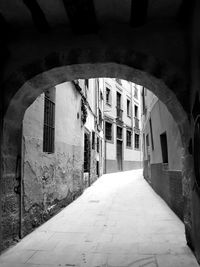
[{"left": 0, "top": 169, "right": 199, "bottom": 267}]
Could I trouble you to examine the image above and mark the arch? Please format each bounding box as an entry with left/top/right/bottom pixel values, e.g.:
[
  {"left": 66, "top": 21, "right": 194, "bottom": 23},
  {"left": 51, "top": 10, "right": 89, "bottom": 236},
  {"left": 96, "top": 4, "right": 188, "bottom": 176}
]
[{"left": 1, "top": 47, "right": 193, "bottom": 248}]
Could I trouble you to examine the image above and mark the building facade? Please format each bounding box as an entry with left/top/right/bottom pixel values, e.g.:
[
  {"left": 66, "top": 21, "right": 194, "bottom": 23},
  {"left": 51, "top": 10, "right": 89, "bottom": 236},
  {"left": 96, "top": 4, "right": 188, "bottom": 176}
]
[
  {"left": 103, "top": 78, "right": 142, "bottom": 173},
  {"left": 21, "top": 79, "right": 104, "bottom": 238},
  {"left": 142, "top": 88, "right": 183, "bottom": 219}
]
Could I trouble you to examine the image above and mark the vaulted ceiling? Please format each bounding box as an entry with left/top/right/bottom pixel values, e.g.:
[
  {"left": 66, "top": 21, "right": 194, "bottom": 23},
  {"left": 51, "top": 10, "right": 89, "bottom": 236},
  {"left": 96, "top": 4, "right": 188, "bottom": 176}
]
[{"left": 0, "top": 0, "right": 187, "bottom": 35}]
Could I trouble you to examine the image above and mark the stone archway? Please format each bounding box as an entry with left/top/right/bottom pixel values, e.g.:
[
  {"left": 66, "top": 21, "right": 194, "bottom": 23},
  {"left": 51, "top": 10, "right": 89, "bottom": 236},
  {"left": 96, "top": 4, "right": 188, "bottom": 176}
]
[{"left": 1, "top": 47, "right": 193, "bottom": 250}]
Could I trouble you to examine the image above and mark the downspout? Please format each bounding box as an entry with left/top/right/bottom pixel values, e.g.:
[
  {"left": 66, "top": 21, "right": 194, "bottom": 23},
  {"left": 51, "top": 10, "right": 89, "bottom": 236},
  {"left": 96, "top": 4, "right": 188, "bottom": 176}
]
[
  {"left": 131, "top": 83, "right": 134, "bottom": 130},
  {"left": 104, "top": 139, "right": 107, "bottom": 173},
  {"left": 102, "top": 78, "right": 107, "bottom": 174}
]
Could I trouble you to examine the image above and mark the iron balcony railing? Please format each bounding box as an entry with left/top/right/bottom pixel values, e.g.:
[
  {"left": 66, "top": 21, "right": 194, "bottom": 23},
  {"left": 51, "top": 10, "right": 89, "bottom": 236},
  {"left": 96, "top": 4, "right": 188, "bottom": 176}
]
[
  {"left": 116, "top": 107, "right": 123, "bottom": 120},
  {"left": 134, "top": 117, "right": 139, "bottom": 129}
]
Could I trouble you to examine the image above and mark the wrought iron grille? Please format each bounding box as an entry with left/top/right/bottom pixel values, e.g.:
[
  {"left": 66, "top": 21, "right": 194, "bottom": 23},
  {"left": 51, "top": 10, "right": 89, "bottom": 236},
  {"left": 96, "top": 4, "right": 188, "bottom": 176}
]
[{"left": 43, "top": 96, "right": 55, "bottom": 153}]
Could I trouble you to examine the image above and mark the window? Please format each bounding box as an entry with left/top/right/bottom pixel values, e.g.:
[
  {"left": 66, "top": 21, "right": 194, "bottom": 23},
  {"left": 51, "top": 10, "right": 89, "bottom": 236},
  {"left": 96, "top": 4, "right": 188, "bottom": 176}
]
[
  {"left": 146, "top": 134, "right": 149, "bottom": 147},
  {"left": 142, "top": 87, "right": 147, "bottom": 116},
  {"left": 135, "top": 133, "right": 140, "bottom": 149},
  {"left": 96, "top": 161, "right": 99, "bottom": 176},
  {"left": 116, "top": 92, "right": 121, "bottom": 109},
  {"left": 149, "top": 118, "right": 154, "bottom": 150},
  {"left": 116, "top": 92, "right": 123, "bottom": 120},
  {"left": 106, "top": 87, "right": 111, "bottom": 105},
  {"left": 105, "top": 121, "right": 112, "bottom": 141},
  {"left": 134, "top": 105, "right": 138, "bottom": 118},
  {"left": 84, "top": 132, "right": 90, "bottom": 172},
  {"left": 126, "top": 130, "right": 132, "bottom": 147},
  {"left": 85, "top": 79, "right": 89, "bottom": 88},
  {"left": 43, "top": 89, "right": 55, "bottom": 153},
  {"left": 127, "top": 99, "right": 131, "bottom": 117},
  {"left": 92, "top": 131, "right": 95, "bottom": 150},
  {"left": 117, "top": 126, "right": 123, "bottom": 140},
  {"left": 134, "top": 87, "right": 138, "bottom": 99},
  {"left": 160, "top": 132, "right": 168, "bottom": 163},
  {"left": 97, "top": 136, "right": 99, "bottom": 153}
]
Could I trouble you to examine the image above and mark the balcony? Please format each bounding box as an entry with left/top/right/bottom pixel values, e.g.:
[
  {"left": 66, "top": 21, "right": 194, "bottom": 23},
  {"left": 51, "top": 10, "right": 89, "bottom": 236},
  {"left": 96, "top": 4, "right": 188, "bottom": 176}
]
[
  {"left": 116, "top": 78, "right": 122, "bottom": 85},
  {"left": 97, "top": 109, "right": 103, "bottom": 131},
  {"left": 134, "top": 117, "right": 139, "bottom": 129},
  {"left": 116, "top": 107, "right": 123, "bottom": 121}
]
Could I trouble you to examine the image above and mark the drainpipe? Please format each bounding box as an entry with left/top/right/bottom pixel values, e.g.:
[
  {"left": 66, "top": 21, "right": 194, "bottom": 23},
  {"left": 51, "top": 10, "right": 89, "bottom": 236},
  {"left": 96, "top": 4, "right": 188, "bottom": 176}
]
[
  {"left": 104, "top": 139, "right": 107, "bottom": 174},
  {"left": 131, "top": 83, "right": 134, "bottom": 130}
]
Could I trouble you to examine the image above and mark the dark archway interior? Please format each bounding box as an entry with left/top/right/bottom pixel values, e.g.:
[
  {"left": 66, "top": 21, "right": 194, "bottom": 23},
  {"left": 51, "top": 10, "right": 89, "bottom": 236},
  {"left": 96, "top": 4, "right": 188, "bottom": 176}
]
[
  {"left": 2, "top": 60, "right": 191, "bottom": 251},
  {"left": 0, "top": 0, "right": 200, "bottom": 263}
]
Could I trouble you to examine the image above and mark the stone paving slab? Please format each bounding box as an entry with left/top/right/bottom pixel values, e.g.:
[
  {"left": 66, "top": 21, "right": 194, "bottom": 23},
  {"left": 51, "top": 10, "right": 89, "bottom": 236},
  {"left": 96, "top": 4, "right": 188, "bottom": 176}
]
[{"left": 0, "top": 169, "right": 199, "bottom": 267}]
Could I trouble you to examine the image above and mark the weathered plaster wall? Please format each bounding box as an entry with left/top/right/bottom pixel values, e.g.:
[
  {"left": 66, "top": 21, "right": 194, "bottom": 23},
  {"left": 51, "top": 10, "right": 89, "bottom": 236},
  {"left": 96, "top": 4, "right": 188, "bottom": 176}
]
[
  {"left": 144, "top": 99, "right": 182, "bottom": 170},
  {"left": 142, "top": 93, "right": 184, "bottom": 229},
  {"left": 22, "top": 82, "right": 84, "bottom": 235},
  {"left": 104, "top": 79, "right": 142, "bottom": 173}
]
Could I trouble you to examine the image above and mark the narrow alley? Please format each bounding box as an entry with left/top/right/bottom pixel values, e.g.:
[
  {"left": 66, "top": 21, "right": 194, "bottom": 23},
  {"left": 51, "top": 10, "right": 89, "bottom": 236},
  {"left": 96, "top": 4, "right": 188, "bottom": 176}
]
[{"left": 0, "top": 170, "right": 198, "bottom": 267}]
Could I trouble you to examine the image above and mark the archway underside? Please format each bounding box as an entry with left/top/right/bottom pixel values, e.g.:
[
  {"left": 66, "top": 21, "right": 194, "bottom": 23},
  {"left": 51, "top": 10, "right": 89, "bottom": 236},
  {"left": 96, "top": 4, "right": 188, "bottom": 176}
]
[{"left": 1, "top": 50, "right": 193, "bottom": 253}]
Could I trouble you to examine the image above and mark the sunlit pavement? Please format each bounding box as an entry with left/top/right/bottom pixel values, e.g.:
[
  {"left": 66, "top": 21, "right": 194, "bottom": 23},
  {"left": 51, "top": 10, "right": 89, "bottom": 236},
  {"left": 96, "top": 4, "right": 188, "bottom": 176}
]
[{"left": 0, "top": 169, "right": 199, "bottom": 267}]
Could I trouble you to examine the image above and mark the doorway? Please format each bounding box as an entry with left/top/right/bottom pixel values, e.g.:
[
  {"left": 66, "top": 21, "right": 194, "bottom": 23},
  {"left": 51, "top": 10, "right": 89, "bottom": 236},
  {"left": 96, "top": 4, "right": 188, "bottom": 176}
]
[{"left": 117, "top": 140, "right": 123, "bottom": 171}]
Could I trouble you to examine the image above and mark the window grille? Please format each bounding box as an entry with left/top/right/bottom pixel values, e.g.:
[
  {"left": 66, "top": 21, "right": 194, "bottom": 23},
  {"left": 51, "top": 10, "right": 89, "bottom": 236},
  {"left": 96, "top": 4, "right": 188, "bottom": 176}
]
[
  {"left": 84, "top": 132, "right": 90, "bottom": 172},
  {"left": 105, "top": 122, "right": 112, "bottom": 141},
  {"left": 126, "top": 130, "right": 132, "bottom": 147},
  {"left": 135, "top": 133, "right": 140, "bottom": 149},
  {"left": 43, "top": 92, "right": 55, "bottom": 153}
]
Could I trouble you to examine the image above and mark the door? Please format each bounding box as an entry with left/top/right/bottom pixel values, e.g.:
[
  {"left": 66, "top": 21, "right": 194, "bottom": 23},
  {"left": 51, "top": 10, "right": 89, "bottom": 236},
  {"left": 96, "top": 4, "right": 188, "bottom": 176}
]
[
  {"left": 84, "top": 132, "right": 90, "bottom": 187},
  {"left": 117, "top": 140, "right": 123, "bottom": 171}
]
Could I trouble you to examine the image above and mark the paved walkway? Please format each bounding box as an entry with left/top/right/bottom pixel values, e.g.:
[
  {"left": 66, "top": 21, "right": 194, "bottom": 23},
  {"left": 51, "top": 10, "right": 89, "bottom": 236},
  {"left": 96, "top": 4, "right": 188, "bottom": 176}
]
[{"left": 0, "top": 170, "right": 199, "bottom": 267}]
